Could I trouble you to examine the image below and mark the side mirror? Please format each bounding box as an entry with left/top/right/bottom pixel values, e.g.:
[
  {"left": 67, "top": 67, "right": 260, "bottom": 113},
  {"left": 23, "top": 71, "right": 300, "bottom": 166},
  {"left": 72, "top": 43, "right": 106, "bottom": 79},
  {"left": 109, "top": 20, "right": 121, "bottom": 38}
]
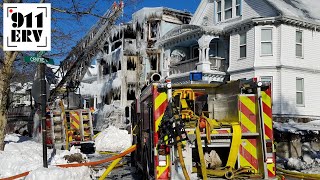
[{"left": 125, "top": 106, "right": 130, "bottom": 118}]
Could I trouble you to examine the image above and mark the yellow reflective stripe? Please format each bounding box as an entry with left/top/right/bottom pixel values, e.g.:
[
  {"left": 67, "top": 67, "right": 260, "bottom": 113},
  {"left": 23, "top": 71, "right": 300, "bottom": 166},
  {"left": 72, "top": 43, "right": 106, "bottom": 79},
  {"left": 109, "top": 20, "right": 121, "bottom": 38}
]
[
  {"left": 242, "top": 140, "right": 257, "bottom": 159},
  {"left": 156, "top": 155, "right": 170, "bottom": 178},
  {"left": 155, "top": 113, "right": 164, "bottom": 133},
  {"left": 240, "top": 96, "right": 256, "bottom": 115},
  {"left": 239, "top": 155, "right": 258, "bottom": 172},
  {"left": 263, "top": 112, "right": 272, "bottom": 131},
  {"left": 155, "top": 93, "right": 167, "bottom": 110},
  {"left": 261, "top": 91, "right": 271, "bottom": 108},
  {"left": 240, "top": 112, "right": 256, "bottom": 133},
  {"left": 268, "top": 163, "right": 276, "bottom": 175}
]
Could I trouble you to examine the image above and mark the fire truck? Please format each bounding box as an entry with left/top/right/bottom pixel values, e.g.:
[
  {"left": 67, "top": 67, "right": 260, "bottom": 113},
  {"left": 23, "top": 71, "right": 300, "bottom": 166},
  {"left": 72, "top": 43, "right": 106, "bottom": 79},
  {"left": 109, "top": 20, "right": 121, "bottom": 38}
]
[{"left": 131, "top": 78, "right": 276, "bottom": 179}]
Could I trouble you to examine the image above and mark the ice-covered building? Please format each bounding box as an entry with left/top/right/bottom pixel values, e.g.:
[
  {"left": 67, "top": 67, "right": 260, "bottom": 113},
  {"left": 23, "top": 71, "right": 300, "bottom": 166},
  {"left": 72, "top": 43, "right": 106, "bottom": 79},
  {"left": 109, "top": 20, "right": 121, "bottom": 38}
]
[
  {"left": 157, "top": 0, "right": 320, "bottom": 121},
  {"left": 96, "top": 7, "right": 192, "bottom": 107},
  {"left": 10, "top": 82, "right": 33, "bottom": 107}
]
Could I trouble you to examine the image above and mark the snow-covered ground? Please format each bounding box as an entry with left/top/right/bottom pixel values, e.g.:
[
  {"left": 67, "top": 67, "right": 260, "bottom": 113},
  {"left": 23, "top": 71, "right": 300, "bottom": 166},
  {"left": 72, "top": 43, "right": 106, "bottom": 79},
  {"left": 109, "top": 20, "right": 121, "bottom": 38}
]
[
  {"left": 0, "top": 125, "right": 132, "bottom": 179},
  {"left": 0, "top": 135, "right": 90, "bottom": 179}
]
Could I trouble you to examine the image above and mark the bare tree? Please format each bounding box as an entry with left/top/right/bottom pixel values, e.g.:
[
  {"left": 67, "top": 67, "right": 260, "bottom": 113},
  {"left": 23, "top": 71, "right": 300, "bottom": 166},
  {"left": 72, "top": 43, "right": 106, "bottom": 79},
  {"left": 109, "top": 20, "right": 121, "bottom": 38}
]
[{"left": 0, "top": 0, "right": 141, "bottom": 150}]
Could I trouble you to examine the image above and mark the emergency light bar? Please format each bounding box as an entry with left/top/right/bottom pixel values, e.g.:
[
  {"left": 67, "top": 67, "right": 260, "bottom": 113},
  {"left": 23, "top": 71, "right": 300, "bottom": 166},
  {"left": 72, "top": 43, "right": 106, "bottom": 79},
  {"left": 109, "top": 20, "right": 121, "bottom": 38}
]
[{"left": 189, "top": 72, "right": 202, "bottom": 81}]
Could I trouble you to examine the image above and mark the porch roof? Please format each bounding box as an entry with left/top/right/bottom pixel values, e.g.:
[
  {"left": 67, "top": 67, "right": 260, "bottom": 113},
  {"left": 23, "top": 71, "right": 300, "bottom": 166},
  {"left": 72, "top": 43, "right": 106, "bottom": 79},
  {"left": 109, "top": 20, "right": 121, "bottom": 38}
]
[{"left": 157, "top": 24, "right": 222, "bottom": 48}]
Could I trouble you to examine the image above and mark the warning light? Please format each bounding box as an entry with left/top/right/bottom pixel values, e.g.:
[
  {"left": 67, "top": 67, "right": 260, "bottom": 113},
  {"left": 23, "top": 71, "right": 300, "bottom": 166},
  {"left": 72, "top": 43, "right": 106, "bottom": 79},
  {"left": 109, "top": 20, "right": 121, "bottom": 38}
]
[{"left": 190, "top": 72, "right": 202, "bottom": 81}]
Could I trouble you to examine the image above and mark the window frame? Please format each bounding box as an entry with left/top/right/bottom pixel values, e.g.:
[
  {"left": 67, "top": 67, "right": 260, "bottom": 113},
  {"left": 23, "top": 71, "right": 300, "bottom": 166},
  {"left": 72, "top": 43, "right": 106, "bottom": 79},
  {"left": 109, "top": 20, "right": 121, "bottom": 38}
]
[
  {"left": 261, "top": 28, "right": 273, "bottom": 56},
  {"left": 239, "top": 32, "right": 247, "bottom": 59},
  {"left": 224, "top": 0, "right": 233, "bottom": 20},
  {"left": 217, "top": 0, "right": 222, "bottom": 22},
  {"left": 236, "top": 0, "right": 241, "bottom": 16},
  {"left": 296, "top": 77, "right": 305, "bottom": 106},
  {"left": 296, "top": 30, "right": 303, "bottom": 58}
]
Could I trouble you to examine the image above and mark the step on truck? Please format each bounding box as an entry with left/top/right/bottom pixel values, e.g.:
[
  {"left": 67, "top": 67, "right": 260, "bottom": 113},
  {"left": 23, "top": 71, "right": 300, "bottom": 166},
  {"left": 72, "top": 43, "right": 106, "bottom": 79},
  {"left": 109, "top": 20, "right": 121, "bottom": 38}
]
[{"left": 131, "top": 79, "right": 276, "bottom": 180}]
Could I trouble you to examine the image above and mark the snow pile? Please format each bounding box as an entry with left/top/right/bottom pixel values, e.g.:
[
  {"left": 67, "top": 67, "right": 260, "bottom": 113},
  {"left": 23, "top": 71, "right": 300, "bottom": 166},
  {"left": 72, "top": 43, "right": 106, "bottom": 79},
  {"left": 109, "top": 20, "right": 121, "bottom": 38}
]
[
  {"left": 25, "top": 166, "right": 91, "bottom": 180},
  {"left": 274, "top": 120, "right": 320, "bottom": 134},
  {"left": 95, "top": 126, "right": 132, "bottom": 152},
  {"left": 287, "top": 157, "right": 320, "bottom": 171},
  {"left": 0, "top": 141, "right": 51, "bottom": 178},
  {"left": 0, "top": 139, "right": 89, "bottom": 178},
  {"left": 280, "top": 143, "right": 320, "bottom": 172},
  {"left": 51, "top": 146, "right": 88, "bottom": 165},
  {"left": 95, "top": 104, "right": 126, "bottom": 130},
  {"left": 4, "top": 133, "right": 21, "bottom": 142}
]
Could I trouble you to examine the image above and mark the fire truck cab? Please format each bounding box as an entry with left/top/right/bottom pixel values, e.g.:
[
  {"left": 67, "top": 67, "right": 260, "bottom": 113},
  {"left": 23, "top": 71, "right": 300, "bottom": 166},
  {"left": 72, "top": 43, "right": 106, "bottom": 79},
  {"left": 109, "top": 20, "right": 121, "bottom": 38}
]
[{"left": 131, "top": 79, "right": 276, "bottom": 180}]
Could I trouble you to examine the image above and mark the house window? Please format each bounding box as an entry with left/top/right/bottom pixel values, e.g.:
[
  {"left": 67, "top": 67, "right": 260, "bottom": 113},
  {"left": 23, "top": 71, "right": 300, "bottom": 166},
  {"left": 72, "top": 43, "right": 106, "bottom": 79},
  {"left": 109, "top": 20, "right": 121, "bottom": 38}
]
[
  {"left": 192, "top": 46, "right": 199, "bottom": 58},
  {"left": 217, "top": 1, "right": 222, "bottom": 22},
  {"left": 261, "top": 29, "right": 273, "bottom": 55},
  {"left": 225, "top": 0, "right": 232, "bottom": 20},
  {"left": 296, "top": 78, "right": 304, "bottom": 105},
  {"left": 296, "top": 31, "right": 303, "bottom": 57},
  {"left": 240, "top": 33, "right": 246, "bottom": 58},
  {"left": 236, "top": 0, "right": 241, "bottom": 16}
]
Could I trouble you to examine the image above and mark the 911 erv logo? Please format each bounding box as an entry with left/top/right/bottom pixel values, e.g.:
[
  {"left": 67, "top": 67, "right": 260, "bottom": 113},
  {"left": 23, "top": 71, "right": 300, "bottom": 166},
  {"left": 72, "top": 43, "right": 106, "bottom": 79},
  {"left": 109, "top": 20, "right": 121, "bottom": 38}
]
[{"left": 3, "top": 3, "right": 51, "bottom": 51}]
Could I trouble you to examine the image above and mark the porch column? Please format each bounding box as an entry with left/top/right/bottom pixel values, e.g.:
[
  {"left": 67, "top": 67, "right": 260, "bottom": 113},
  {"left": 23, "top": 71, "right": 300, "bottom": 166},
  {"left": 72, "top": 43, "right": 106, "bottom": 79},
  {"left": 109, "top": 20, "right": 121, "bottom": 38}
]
[
  {"left": 163, "top": 48, "right": 171, "bottom": 77},
  {"left": 197, "top": 35, "right": 214, "bottom": 72},
  {"left": 206, "top": 47, "right": 210, "bottom": 62}
]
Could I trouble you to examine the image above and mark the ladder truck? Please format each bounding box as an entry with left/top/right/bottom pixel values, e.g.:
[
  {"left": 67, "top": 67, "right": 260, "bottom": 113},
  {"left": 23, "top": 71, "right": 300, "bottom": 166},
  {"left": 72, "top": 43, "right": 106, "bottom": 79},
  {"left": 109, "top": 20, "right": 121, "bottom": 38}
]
[
  {"left": 49, "top": 1, "right": 124, "bottom": 102},
  {"left": 131, "top": 79, "right": 276, "bottom": 179},
  {"left": 44, "top": 1, "right": 124, "bottom": 150}
]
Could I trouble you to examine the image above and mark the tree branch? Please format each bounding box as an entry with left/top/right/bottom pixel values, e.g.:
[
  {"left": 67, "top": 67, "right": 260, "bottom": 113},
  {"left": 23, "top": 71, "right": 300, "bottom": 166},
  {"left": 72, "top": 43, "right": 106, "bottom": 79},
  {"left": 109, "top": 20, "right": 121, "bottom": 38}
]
[{"left": 52, "top": 7, "right": 106, "bottom": 19}]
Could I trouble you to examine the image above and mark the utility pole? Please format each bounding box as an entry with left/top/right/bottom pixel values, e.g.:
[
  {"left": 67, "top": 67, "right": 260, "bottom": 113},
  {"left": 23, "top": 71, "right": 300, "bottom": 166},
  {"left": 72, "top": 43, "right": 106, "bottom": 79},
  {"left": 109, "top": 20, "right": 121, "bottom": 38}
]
[{"left": 39, "top": 61, "right": 48, "bottom": 168}]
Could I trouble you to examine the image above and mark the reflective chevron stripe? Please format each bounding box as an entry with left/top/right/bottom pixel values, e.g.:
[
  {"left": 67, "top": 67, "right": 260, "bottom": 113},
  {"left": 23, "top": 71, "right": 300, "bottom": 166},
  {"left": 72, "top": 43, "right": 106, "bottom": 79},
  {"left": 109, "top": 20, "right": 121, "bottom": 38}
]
[
  {"left": 153, "top": 85, "right": 169, "bottom": 179},
  {"left": 262, "top": 88, "right": 276, "bottom": 178},
  {"left": 239, "top": 95, "right": 259, "bottom": 172}
]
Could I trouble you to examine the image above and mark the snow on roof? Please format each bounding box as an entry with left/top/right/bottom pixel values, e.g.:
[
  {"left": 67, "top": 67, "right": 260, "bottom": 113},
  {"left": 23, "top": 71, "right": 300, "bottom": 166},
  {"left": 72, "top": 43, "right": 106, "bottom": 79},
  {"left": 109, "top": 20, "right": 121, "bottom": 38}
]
[
  {"left": 266, "top": 0, "right": 320, "bottom": 24},
  {"left": 274, "top": 120, "right": 320, "bottom": 135}
]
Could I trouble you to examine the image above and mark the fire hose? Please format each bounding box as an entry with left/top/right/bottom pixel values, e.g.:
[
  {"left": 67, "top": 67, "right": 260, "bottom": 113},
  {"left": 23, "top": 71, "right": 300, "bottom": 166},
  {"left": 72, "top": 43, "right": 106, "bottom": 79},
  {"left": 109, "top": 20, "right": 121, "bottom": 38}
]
[
  {"left": 276, "top": 166, "right": 320, "bottom": 180},
  {"left": 0, "top": 145, "right": 136, "bottom": 180}
]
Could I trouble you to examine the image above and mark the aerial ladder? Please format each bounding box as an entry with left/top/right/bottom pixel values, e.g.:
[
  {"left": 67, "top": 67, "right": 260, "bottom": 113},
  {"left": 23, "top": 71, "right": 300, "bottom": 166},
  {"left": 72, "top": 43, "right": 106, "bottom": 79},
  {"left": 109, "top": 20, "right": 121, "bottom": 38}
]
[{"left": 49, "top": 1, "right": 124, "bottom": 102}]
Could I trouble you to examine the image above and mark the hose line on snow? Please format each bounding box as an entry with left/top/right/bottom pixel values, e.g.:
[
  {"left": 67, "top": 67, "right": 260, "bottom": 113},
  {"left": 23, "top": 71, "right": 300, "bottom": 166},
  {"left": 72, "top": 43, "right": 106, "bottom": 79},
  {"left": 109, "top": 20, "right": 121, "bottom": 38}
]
[
  {"left": 0, "top": 145, "right": 136, "bottom": 180},
  {"left": 276, "top": 166, "right": 320, "bottom": 180},
  {"left": 98, "top": 157, "right": 122, "bottom": 180}
]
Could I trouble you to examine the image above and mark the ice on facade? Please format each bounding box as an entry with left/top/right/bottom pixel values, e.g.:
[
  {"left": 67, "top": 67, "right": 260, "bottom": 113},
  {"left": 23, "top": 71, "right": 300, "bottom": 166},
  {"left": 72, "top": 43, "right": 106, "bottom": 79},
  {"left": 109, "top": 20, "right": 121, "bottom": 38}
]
[{"left": 132, "top": 7, "right": 164, "bottom": 31}]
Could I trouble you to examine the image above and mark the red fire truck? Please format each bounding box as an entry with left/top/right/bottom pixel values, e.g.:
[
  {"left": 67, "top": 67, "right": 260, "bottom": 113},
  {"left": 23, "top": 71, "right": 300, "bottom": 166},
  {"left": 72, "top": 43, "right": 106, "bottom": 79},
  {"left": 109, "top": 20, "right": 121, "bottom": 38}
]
[{"left": 131, "top": 79, "right": 276, "bottom": 180}]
